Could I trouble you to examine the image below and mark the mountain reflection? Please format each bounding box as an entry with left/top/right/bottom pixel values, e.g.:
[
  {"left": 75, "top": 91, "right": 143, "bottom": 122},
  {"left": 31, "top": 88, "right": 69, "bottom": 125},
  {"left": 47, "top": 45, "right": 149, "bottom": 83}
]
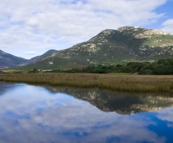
[
  {"left": 0, "top": 82, "right": 25, "bottom": 96},
  {"left": 0, "top": 83, "right": 173, "bottom": 143},
  {"left": 45, "top": 86, "right": 173, "bottom": 114}
]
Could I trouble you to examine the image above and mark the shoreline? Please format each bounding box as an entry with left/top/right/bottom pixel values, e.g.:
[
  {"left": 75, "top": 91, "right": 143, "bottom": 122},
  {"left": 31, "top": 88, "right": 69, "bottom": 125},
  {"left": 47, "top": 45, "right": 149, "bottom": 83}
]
[{"left": 1, "top": 73, "right": 173, "bottom": 93}]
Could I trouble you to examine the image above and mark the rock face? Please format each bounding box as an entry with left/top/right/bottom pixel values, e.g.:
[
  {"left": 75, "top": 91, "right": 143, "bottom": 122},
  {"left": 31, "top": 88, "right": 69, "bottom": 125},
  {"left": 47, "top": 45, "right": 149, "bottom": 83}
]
[
  {"left": 135, "top": 30, "right": 169, "bottom": 39},
  {"left": 118, "top": 26, "right": 169, "bottom": 35},
  {"left": 17, "top": 26, "right": 173, "bottom": 70},
  {"left": 117, "top": 26, "right": 136, "bottom": 32}
]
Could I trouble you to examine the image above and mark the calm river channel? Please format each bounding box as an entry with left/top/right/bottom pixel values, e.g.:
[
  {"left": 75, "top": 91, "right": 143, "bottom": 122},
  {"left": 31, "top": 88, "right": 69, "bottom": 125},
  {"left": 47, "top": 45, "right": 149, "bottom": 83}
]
[{"left": 0, "top": 82, "right": 173, "bottom": 143}]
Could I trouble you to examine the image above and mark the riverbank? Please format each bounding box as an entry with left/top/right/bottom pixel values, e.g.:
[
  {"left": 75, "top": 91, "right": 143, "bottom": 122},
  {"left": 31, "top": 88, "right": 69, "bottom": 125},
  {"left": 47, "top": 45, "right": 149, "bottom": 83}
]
[{"left": 1, "top": 73, "right": 173, "bottom": 92}]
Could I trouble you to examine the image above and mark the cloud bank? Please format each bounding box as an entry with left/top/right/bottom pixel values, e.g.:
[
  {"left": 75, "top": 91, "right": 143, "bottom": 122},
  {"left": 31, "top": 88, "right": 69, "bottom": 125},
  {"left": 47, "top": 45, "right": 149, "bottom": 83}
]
[{"left": 0, "top": 0, "right": 168, "bottom": 58}]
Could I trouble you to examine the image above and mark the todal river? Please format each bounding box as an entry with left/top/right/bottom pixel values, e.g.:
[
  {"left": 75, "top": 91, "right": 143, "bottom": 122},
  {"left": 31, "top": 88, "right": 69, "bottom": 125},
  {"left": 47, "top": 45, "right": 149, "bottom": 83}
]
[{"left": 0, "top": 82, "right": 173, "bottom": 143}]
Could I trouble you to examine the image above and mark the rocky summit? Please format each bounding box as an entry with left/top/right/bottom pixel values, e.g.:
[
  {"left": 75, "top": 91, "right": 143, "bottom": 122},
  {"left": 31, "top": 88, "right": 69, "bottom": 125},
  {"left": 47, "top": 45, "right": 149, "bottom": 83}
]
[{"left": 10, "top": 26, "right": 173, "bottom": 70}]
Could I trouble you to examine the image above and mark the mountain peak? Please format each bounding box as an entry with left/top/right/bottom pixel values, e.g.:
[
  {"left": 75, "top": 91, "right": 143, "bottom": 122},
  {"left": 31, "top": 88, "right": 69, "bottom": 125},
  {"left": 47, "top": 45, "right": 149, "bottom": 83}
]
[
  {"left": 117, "top": 26, "right": 141, "bottom": 32},
  {"left": 101, "top": 29, "right": 115, "bottom": 35},
  {"left": 89, "top": 29, "right": 115, "bottom": 41},
  {"left": 46, "top": 49, "right": 57, "bottom": 52}
]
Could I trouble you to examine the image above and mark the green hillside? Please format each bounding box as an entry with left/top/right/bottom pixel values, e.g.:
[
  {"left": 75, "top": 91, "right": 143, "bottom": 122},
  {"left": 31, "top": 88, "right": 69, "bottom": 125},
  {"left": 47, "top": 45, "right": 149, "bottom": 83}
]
[
  {"left": 28, "top": 49, "right": 57, "bottom": 63},
  {"left": 17, "top": 26, "right": 173, "bottom": 70}
]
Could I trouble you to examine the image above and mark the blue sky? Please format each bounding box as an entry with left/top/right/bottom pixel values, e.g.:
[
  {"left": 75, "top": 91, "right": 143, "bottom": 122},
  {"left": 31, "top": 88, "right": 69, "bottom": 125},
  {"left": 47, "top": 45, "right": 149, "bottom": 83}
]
[{"left": 0, "top": 0, "right": 173, "bottom": 59}]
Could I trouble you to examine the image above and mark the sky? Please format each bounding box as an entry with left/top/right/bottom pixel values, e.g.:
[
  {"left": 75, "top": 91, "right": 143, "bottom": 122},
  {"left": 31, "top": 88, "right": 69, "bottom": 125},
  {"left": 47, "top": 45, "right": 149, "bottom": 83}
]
[{"left": 0, "top": 0, "right": 173, "bottom": 59}]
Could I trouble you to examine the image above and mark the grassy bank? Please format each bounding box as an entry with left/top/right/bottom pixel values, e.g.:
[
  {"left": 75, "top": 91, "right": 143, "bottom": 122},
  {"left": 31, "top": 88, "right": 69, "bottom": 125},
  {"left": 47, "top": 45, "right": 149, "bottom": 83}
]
[{"left": 1, "top": 73, "right": 173, "bottom": 92}]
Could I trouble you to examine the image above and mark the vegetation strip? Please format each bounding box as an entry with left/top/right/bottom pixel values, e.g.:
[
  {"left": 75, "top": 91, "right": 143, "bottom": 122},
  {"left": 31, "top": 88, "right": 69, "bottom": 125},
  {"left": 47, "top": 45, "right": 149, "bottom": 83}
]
[{"left": 1, "top": 73, "right": 173, "bottom": 93}]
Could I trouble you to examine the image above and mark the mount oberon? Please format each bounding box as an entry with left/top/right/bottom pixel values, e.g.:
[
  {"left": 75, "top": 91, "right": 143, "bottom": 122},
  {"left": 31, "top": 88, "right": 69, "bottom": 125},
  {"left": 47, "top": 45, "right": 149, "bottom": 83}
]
[{"left": 1, "top": 26, "right": 173, "bottom": 70}]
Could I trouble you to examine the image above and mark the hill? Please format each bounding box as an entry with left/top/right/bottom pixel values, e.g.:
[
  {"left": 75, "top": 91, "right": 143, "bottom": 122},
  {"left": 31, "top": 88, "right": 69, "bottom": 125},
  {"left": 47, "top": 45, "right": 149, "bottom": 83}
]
[
  {"left": 27, "top": 49, "right": 57, "bottom": 63},
  {"left": 0, "top": 50, "right": 28, "bottom": 69},
  {"left": 17, "top": 26, "right": 173, "bottom": 70}
]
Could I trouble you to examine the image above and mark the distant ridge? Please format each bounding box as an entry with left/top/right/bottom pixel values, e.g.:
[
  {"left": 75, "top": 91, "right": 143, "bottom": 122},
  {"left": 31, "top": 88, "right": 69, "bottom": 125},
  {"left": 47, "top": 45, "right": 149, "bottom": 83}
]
[
  {"left": 28, "top": 49, "right": 57, "bottom": 63},
  {"left": 0, "top": 50, "right": 27, "bottom": 69}
]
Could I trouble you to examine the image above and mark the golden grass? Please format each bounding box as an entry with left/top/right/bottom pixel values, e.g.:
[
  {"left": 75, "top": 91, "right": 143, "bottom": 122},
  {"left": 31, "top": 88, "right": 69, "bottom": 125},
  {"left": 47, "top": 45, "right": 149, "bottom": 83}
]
[{"left": 1, "top": 73, "right": 173, "bottom": 92}]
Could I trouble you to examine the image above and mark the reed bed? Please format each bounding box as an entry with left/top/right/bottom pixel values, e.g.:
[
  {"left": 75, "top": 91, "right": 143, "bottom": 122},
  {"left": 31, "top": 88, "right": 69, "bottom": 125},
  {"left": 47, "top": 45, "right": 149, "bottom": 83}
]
[{"left": 1, "top": 73, "right": 173, "bottom": 92}]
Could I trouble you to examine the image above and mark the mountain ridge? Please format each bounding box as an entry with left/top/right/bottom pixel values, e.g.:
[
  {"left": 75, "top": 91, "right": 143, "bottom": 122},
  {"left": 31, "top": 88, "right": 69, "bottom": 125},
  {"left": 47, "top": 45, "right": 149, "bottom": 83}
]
[
  {"left": 2, "top": 26, "right": 173, "bottom": 70},
  {"left": 0, "top": 50, "right": 28, "bottom": 69},
  {"left": 28, "top": 49, "right": 57, "bottom": 63},
  {"left": 0, "top": 49, "right": 58, "bottom": 69}
]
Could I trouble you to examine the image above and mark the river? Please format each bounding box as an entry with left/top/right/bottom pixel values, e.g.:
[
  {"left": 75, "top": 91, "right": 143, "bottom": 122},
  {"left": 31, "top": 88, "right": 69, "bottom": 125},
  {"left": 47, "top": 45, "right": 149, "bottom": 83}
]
[{"left": 0, "top": 82, "right": 173, "bottom": 143}]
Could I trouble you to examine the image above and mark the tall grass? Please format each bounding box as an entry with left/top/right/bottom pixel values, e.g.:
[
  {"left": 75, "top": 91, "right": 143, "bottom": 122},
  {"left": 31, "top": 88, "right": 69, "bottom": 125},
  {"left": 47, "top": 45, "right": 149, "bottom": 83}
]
[{"left": 1, "top": 73, "right": 173, "bottom": 92}]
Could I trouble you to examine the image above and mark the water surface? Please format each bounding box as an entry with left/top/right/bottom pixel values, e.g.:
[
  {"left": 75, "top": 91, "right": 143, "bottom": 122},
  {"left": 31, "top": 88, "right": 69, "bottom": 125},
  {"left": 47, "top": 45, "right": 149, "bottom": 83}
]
[{"left": 0, "top": 82, "right": 173, "bottom": 143}]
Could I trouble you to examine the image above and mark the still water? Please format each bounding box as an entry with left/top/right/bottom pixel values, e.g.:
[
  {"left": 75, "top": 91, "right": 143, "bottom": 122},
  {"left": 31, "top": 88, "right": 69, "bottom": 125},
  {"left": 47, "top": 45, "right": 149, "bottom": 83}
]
[{"left": 0, "top": 82, "right": 173, "bottom": 143}]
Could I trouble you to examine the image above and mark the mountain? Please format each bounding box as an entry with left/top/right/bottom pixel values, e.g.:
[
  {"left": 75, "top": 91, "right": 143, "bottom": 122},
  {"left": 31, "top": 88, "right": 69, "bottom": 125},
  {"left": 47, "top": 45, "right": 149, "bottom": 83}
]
[
  {"left": 18, "top": 26, "right": 173, "bottom": 70},
  {"left": 0, "top": 50, "right": 28, "bottom": 69},
  {"left": 28, "top": 49, "right": 57, "bottom": 63},
  {"left": 0, "top": 49, "right": 58, "bottom": 70}
]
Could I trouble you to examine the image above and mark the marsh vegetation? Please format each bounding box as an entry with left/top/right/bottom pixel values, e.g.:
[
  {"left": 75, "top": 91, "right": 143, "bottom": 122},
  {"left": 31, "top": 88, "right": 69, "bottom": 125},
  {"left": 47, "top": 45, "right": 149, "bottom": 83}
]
[{"left": 1, "top": 73, "right": 173, "bottom": 92}]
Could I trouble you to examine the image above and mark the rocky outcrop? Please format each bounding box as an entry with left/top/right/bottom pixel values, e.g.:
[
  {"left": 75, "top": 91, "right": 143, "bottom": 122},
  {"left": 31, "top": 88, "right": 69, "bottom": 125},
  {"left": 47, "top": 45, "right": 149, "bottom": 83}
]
[{"left": 135, "top": 29, "right": 169, "bottom": 39}]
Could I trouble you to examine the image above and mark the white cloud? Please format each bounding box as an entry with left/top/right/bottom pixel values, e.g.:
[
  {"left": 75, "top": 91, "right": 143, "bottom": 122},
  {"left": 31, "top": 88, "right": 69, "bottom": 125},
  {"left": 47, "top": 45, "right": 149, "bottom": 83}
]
[
  {"left": 24, "top": 51, "right": 37, "bottom": 55},
  {"left": 0, "top": 0, "right": 168, "bottom": 58},
  {"left": 162, "top": 19, "right": 173, "bottom": 34}
]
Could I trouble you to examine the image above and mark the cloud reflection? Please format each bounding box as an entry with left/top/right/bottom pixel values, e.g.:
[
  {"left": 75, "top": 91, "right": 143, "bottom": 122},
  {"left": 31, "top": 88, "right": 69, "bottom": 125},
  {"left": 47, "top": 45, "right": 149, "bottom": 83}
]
[
  {"left": 0, "top": 83, "right": 169, "bottom": 143},
  {"left": 157, "top": 108, "right": 173, "bottom": 122}
]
